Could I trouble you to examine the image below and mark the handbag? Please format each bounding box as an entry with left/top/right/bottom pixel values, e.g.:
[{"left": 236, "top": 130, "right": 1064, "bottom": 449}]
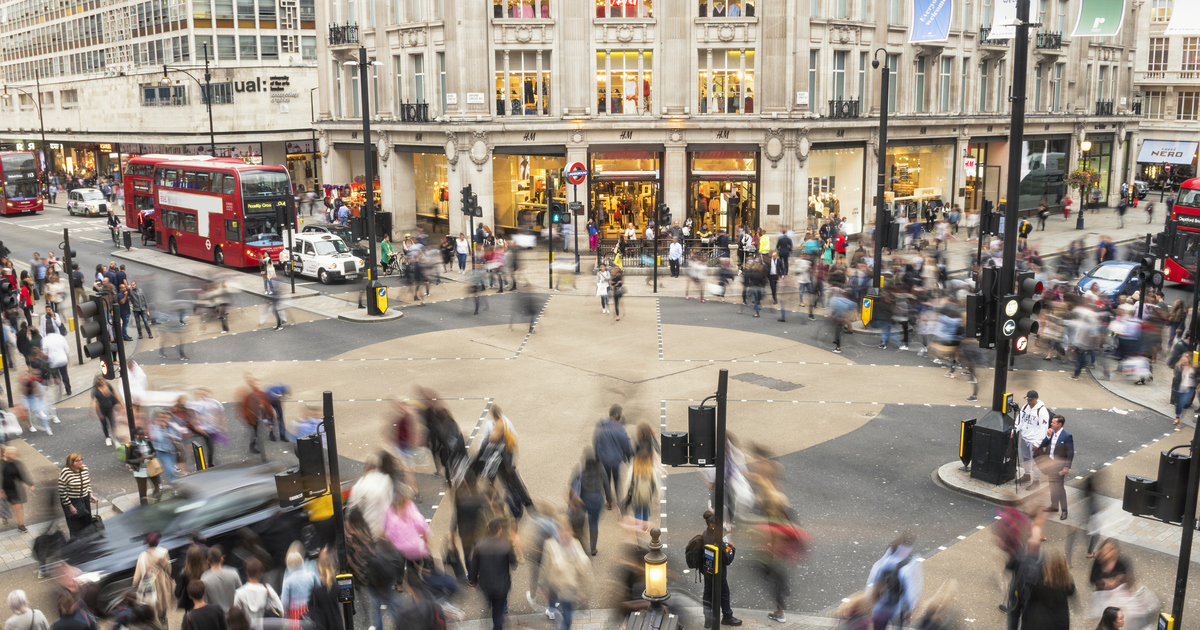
[
  {"left": 145, "top": 457, "right": 164, "bottom": 478},
  {"left": 136, "top": 562, "right": 158, "bottom": 608}
]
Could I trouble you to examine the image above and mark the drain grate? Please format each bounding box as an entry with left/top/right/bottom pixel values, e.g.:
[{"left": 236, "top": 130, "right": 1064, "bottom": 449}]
[{"left": 730, "top": 372, "right": 804, "bottom": 392}]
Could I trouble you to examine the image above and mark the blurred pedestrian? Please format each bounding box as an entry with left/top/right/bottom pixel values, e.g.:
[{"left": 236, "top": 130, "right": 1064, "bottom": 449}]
[
  {"left": 620, "top": 449, "right": 657, "bottom": 531},
  {"left": 570, "top": 451, "right": 611, "bottom": 556},
  {"left": 182, "top": 582, "right": 227, "bottom": 630},
  {"left": 1021, "top": 550, "right": 1075, "bottom": 630},
  {"left": 175, "top": 545, "right": 208, "bottom": 612},
  {"left": 593, "top": 405, "right": 632, "bottom": 504},
  {"left": 57, "top": 453, "right": 94, "bottom": 538},
  {"left": 541, "top": 518, "right": 589, "bottom": 630},
  {"left": 230, "top": 559, "right": 282, "bottom": 630},
  {"left": 201, "top": 546, "right": 242, "bottom": 615},
  {"left": 306, "top": 555, "right": 343, "bottom": 630},
  {"left": 348, "top": 454, "right": 396, "bottom": 538},
  {"left": 280, "top": 543, "right": 318, "bottom": 624},
  {"left": 129, "top": 426, "right": 162, "bottom": 506},
  {"left": 47, "top": 596, "right": 90, "bottom": 630},
  {"left": 1, "top": 447, "right": 33, "bottom": 532},
  {"left": 239, "top": 375, "right": 276, "bottom": 457},
  {"left": 609, "top": 266, "right": 625, "bottom": 322},
  {"left": 866, "top": 534, "right": 921, "bottom": 630},
  {"left": 4, "top": 590, "right": 49, "bottom": 630},
  {"left": 132, "top": 531, "right": 175, "bottom": 627},
  {"left": 384, "top": 489, "right": 431, "bottom": 563},
  {"left": 469, "top": 519, "right": 518, "bottom": 630}
]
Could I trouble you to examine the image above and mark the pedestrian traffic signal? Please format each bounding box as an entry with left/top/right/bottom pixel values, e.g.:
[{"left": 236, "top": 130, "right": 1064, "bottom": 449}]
[
  {"left": 460, "top": 185, "right": 473, "bottom": 216},
  {"left": 966, "top": 267, "right": 998, "bottom": 349},
  {"left": 657, "top": 203, "right": 671, "bottom": 226},
  {"left": 1151, "top": 231, "right": 1168, "bottom": 258},
  {"left": 1138, "top": 255, "right": 1164, "bottom": 293},
  {"left": 1011, "top": 272, "right": 1043, "bottom": 356},
  {"left": 77, "top": 296, "right": 116, "bottom": 379},
  {"left": 549, "top": 201, "right": 570, "bottom": 224},
  {"left": 60, "top": 242, "right": 77, "bottom": 262},
  {"left": 471, "top": 192, "right": 482, "bottom": 217},
  {"left": 0, "top": 278, "right": 16, "bottom": 311}
]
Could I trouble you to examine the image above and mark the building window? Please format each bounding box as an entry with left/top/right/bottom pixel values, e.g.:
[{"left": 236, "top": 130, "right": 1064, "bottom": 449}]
[
  {"left": 371, "top": 62, "right": 379, "bottom": 115},
  {"left": 1178, "top": 92, "right": 1199, "bottom": 121},
  {"left": 217, "top": 35, "right": 236, "bottom": 59},
  {"left": 261, "top": 36, "right": 278, "bottom": 59},
  {"left": 239, "top": 35, "right": 257, "bottom": 59},
  {"left": 1033, "top": 64, "right": 1042, "bottom": 112},
  {"left": 1149, "top": 38, "right": 1169, "bottom": 73},
  {"left": 832, "top": 51, "right": 847, "bottom": 101},
  {"left": 496, "top": 50, "right": 550, "bottom": 116},
  {"left": 888, "top": 0, "right": 900, "bottom": 24},
  {"left": 887, "top": 54, "right": 898, "bottom": 112},
  {"left": 258, "top": 0, "right": 276, "bottom": 21},
  {"left": 601, "top": 0, "right": 650, "bottom": 18},
  {"left": 410, "top": 0, "right": 423, "bottom": 20},
  {"left": 61, "top": 90, "right": 79, "bottom": 108},
  {"left": 1037, "top": 0, "right": 1046, "bottom": 28},
  {"left": 861, "top": 0, "right": 869, "bottom": 22},
  {"left": 913, "top": 56, "right": 926, "bottom": 113},
  {"left": 201, "top": 82, "right": 234, "bottom": 104},
  {"left": 334, "top": 64, "right": 343, "bottom": 117},
  {"left": 979, "top": 60, "right": 989, "bottom": 111},
  {"left": 142, "top": 84, "right": 187, "bottom": 106},
  {"left": 196, "top": 35, "right": 213, "bottom": 59},
  {"left": 858, "top": 51, "right": 867, "bottom": 110},
  {"left": 961, "top": 0, "right": 971, "bottom": 32},
  {"left": 393, "top": 55, "right": 404, "bottom": 106},
  {"left": 1056, "top": 0, "right": 1065, "bottom": 32},
  {"left": 1052, "top": 62, "right": 1062, "bottom": 111},
  {"left": 302, "top": 36, "right": 316, "bottom": 60},
  {"left": 939, "top": 57, "right": 951, "bottom": 112},
  {"left": 350, "top": 63, "right": 360, "bottom": 116},
  {"left": 1151, "top": 0, "right": 1171, "bottom": 22},
  {"left": 1146, "top": 90, "right": 1165, "bottom": 120},
  {"left": 194, "top": 0, "right": 212, "bottom": 18},
  {"left": 412, "top": 53, "right": 426, "bottom": 103},
  {"left": 438, "top": 52, "right": 448, "bottom": 115},
  {"left": 237, "top": 0, "right": 254, "bottom": 19},
  {"left": 1183, "top": 38, "right": 1200, "bottom": 72},
  {"left": 300, "top": 0, "right": 314, "bottom": 19},
  {"left": 215, "top": 0, "right": 233, "bottom": 18},
  {"left": 812, "top": 0, "right": 821, "bottom": 18},
  {"left": 835, "top": 0, "right": 847, "bottom": 19},
  {"left": 983, "top": 0, "right": 992, "bottom": 26},
  {"left": 996, "top": 59, "right": 1006, "bottom": 113},
  {"left": 809, "top": 50, "right": 818, "bottom": 111},
  {"left": 1097, "top": 65, "right": 1107, "bottom": 102},
  {"left": 960, "top": 57, "right": 968, "bottom": 111},
  {"left": 597, "top": 50, "right": 653, "bottom": 115}
]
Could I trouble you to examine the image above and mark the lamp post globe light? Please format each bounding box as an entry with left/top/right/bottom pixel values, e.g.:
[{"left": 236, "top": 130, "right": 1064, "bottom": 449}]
[
  {"left": 626, "top": 528, "right": 678, "bottom": 630},
  {"left": 1075, "top": 139, "right": 1093, "bottom": 230}
]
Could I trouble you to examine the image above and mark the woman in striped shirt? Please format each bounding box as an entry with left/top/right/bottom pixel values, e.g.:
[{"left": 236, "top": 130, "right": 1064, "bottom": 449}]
[{"left": 57, "top": 453, "right": 94, "bottom": 537}]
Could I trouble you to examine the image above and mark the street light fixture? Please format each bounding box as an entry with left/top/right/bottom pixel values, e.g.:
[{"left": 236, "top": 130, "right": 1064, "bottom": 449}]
[
  {"left": 627, "top": 528, "right": 677, "bottom": 630},
  {"left": 161, "top": 42, "right": 217, "bottom": 158},
  {"left": 2, "top": 73, "right": 49, "bottom": 182}
]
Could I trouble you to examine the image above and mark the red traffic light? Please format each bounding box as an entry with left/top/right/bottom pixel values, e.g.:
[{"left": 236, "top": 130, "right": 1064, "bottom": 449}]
[{"left": 1018, "top": 277, "right": 1043, "bottom": 295}]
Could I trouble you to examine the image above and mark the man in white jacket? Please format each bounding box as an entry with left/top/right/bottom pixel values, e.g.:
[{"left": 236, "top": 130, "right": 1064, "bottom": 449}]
[
  {"left": 41, "top": 330, "right": 71, "bottom": 396},
  {"left": 1013, "top": 390, "right": 1050, "bottom": 490},
  {"left": 231, "top": 558, "right": 282, "bottom": 630}
]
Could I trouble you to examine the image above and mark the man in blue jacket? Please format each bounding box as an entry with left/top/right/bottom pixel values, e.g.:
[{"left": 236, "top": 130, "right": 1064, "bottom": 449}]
[
  {"left": 592, "top": 404, "right": 632, "bottom": 507},
  {"left": 1040, "top": 415, "right": 1074, "bottom": 519}
]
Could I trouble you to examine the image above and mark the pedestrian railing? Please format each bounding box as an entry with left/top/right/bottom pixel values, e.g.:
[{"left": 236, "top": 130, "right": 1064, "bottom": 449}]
[{"left": 595, "top": 239, "right": 749, "bottom": 268}]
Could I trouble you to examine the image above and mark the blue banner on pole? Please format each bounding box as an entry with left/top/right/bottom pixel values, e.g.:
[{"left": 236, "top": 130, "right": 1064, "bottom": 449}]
[{"left": 911, "top": 0, "right": 953, "bottom": 42}]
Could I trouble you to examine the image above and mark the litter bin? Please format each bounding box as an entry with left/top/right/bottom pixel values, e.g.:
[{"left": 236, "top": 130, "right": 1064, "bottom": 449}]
[{"left": 1123, "top": 475, "right": 1156, "bottom": 517}]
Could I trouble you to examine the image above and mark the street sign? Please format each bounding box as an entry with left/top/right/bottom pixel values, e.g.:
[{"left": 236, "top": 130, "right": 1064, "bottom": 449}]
[
  {"left": 861, "top": 297, "right": 874, "bottom": 325},
  {"left": 568, "top": 201, "right": 584, "bottom": 215},
  {"left": 566, "top": 162, "right": 587, "bottom": 185},
  {"left": 1002, "top": 319, "right": 1016, "bottom": 337},
  {"left": 1014, "top": 336, "right": 1029, "bottom": 352}
]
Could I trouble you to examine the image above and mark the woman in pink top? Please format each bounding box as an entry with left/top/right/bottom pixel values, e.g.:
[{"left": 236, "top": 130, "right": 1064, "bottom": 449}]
[{"left": 383, "top": 492, "right": 430, "bottom": 561}]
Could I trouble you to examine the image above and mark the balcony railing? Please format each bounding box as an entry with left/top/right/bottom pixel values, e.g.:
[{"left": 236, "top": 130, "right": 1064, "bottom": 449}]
[
  {"left": 1131, "top": 101, "right": 1143, "bottom": 115},
  {"left": 980, "top": 25, "right": 1009, "bottom": 45},
  {"left": 398, "top": 102, "right": 430, "bottom": 123},
  {"left": 1135, "top": 70, "right": 1200, "bottom": 83},
  {"left": 828, "top": 100, "right": 860, "bottom": 119},
  {"left": 1095, "top": 100, "right": 1114, "bottom": 116},
  {"left": 1035, "top": 31, "right": 1062, "bottom": 49},
  {"left": 328, "top": 23, "right": 358, "bottom": 45}
]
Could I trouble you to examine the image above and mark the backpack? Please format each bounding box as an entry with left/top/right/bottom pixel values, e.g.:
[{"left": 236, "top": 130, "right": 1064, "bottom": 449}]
[
  {"left": 631, "top": 473, "right": 653, "bottom": 505},
  {"left": 880, "top": 556, "right": 911, "bottom": 607},
  {"left": 685, "top": 535, "right": 706, "bottom": 570}
]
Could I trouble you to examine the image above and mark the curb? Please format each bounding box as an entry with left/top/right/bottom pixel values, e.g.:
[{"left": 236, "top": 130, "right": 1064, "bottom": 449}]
[{"left": 1086, "top": 368, "right": 1185, "bottom": 425}]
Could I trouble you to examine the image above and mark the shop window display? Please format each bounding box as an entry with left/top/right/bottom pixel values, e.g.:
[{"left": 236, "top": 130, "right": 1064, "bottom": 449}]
[
  {"left": 1080, "top": 139, "right": 1113, "bottom": 205},
  {"left": 697, "top": 50, "right": 754, "bottom": 114},
  {"left": 495, "top": 51, "right": 551, "bottom": 116},
  {"left": 806, "top": 147, "right": 864, "bottom": 234},
  {"left": 414, "top": 152, "right": 449, "bottom": 227},
  {"left": 596, "top": 50, "right": 653, "bottom": 115},
  {"left": 884, "top": 144, "right": 952, "bottom": 221},
  {"left": 1018, "top": 138, "right": 1068, "bottom": 212},
  {"left": 492, "top": 154, "right": 566, "bottom": 230},
  {"left": 590, "top": 151, "right": 660, "bottom": 238},
  {"left": 688, "top": 151, "right": 758, "bottom": 232}
]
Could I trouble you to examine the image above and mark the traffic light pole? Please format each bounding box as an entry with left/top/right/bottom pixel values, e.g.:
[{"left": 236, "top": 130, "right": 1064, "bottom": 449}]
[
  {"left": 1171, "top": 422, "right": 1200, "bottom": 626},
  {"left": 653, "top": 223, "right": 658, "bottom": 294},
  {"left": 711, "top": 369, "right": 728, "bottom": 628},
  {"left": 62, "top": 229, "right": 84, "bottom": 365},
  {"left": 573, "top": 184, "right": 580, "bottom": 274},
  {"left": 870, "top": 49, "right": 890, "bottom": 293},
  {"left": 357, "top": 47, "right": 382, "bottom": 317},
  {"left": 991, "top": 0, "right": 1030, "bottom": 413},
  {"left": 320, "top": 391, "right": 354, "bottom": 630},
  {"left": 0, "top": 329, "right": 12, "bottom": 407},
  {"left": 110, "top": 298, "right": 137, "bottom": 436}
]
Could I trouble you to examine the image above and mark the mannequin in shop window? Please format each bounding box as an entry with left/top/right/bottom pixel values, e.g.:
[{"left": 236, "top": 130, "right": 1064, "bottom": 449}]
[
  {"left": 699, "top": 1, "right": 706, "bottom": 16},
  {"left": 745, "top": 91, "right": 753, "bottom": 113},
  {"left": 712, "top": 0, "right": 725, "bottom": 16},
  {"left": 617, "top": 195, "right": 632, "bottom": 227},
  {"left": 727, "top": 0, "right": 740, "bottom": 16},
  {"left": 744, "top": 0, "right": 753, "bottom": 15}
]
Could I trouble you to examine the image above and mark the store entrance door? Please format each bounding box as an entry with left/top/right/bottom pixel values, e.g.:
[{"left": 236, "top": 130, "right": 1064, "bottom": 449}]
[{"left": 689, "top": 180, "right": 757, "bottom": 233}]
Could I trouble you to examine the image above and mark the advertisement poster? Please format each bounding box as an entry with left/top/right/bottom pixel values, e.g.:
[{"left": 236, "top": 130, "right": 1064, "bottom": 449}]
[
  {"left": 1166, "top": 1, "right": 1200, "bottom": 35},
  {"left": 990, "top": 0, "right": 1018, "bottom": 39},
  {"left": 1071, "top": 0, "right": 1126, "bottom": 37},
  {"left": 911, "top": 0, "right": 953, "bottom": 42}
]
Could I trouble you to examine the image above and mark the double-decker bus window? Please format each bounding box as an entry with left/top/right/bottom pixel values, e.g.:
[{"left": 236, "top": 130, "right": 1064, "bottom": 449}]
[
  {"left": 1179, "top": 188, "right": 1200, "bottom": 207},
  {"left": 135, "top": 196, "right": 154, "bottom": 212},
  {"left": 196, "top": 171, "right": 212, "bottom": 192},
  {"left": 182, "top": 171, "right": 197, "bottom": 190},
  {"left": 164, "top": 210, "right": 179, "bottom": 230},
  {"left": 226, "top": 219, "right": 241, "bottom": 242},
  {"left": 243, "top": 215, "right": 284, "bottom": 247},
  {"left": 222, "top": 175, "right": 236, "bottom": 195},
  {"left": 182, "top": 212, "right": 198, "bottom": 233},
  {"left": 241, "top": 170, "right": 292, "bottom": 197},
  {"left": 1173, "top": 231, "right": 1200, "bottom": 273}
]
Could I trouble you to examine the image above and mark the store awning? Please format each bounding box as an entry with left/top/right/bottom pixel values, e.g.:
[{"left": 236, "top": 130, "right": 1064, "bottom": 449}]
[{"left": 1137, "top": 140, "right": 1198, "bottom": 165}]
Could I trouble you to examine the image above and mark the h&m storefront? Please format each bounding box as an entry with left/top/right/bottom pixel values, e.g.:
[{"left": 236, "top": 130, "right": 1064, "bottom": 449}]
[
  {"left": 492, "top": 148, "right": 567, "bottom": 231},
  {"left": 806, "top": 144, "right": 866, "bottom": 235},
  {"left": 590, "top": 148, "right": 662, "bottom": 238},
  {"left": 884, "top": 141, "right": 955, "bottom": 221},
  {"left": 687, "top": 148, "right": 760, "bottom": 233}
]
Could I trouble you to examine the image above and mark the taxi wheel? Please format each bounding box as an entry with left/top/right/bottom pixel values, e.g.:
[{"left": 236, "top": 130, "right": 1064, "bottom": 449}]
[{"left": 318, "top": 268, "right": 330, "bottom": 284}]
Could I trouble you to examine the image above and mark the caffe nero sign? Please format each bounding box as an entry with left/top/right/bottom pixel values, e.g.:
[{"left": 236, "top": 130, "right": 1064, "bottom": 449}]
[{"left": 1137, "top": 140, "right": 1198, "bottom": 165}]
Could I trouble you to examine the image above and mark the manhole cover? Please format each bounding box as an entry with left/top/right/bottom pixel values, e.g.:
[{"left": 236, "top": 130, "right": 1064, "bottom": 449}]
[{"left": 730, "top": 372, "right": 804, "bottom": 392}]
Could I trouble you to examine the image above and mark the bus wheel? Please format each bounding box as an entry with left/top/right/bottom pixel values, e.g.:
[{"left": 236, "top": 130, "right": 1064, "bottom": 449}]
[
  {"left": 318, "top": 268, "right": 330, "bottom": 284},
  {"left": 168, "top": 237, "right": 178, "bottom": 256},
  {"left": 214, "top": 247, "right": 224, "bottom": 266}
]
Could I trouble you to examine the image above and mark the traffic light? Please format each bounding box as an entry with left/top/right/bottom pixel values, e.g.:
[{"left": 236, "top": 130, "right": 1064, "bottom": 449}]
[
  {"left": 657, "top": 203, "right": 671, "bottom": 226},
  {"left": 77, "top": 296, "right": 116, "bottom": 379},
  {"left": 460, "top": 185, "right": 473, "bottom": 216},
  {"left": 471, "top": 192, "right": 482, "bottom": 218},
  {"left": 549, "top": 201, "right": 568, "bottom": 224},
  {"left": 1138, "top": 254, "right": 1164, "bottom": 294},
  {"left": 1009, "top": 272, "right": 1043, "bottom": 356},
  {"left": 1151, "top": 231, "right": 1168, "bottom": 258},
  {"left": 0, "top": 278, "right": 16, "bottom": 311},
  {"left": 966, "top": 267, "right": 998, "bottom": 349}
]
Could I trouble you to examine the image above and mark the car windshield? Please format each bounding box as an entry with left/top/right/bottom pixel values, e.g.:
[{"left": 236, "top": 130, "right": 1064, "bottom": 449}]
[
  {"left": 240, "top": 170, "right": 292, "bottom": 198},
  {"left": 80, "top": 190, "right": 105, "bottom": 201},
  {"left": 1088, "top": 265, "right": 1130, "bottom": 281},
  {"left": 313, "top": 239, "right": 350, "bottom": 255}
]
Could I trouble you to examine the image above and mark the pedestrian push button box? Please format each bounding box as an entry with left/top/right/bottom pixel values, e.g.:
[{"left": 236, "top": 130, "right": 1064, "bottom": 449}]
[{"left": 703, "top": 544, "right": 719, "bottom": 575}]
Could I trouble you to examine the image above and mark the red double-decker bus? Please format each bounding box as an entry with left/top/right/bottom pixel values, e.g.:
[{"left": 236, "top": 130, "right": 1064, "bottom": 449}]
[
  {"left": 135, "top": 156, "right": 293, "bottom": 267},
  {"left": 1163, "top": 177, "right": 1200, "bottom": 286},
  {"left": 0, "top": 151, "right": 44, "bottom": 216},
  {"left": 124, "top": 155, "right": 226, "bottom": 231}
]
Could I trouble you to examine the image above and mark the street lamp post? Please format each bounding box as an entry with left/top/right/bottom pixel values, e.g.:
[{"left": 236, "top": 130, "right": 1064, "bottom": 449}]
[
  {"left": 345, "top": 48, "right": 384, "bottom": 316},
  {"left": 869, "top": 48, "right": 890, "bottom": 294},
  {"left": 1076, "top": 139, "right": 1092, "bottom": 230},
  {"left": 160, "top": 42, "right": 216, "bottom": 157},
  {"left": 2, "top": 73, "right": 48, "bottom": 180},
  {"left": 309, "top": 86, "right": 320, "bottom": 198}
]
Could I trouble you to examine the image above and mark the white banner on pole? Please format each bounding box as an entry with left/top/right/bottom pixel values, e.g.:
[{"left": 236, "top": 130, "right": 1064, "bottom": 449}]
[
  {"left": 1166, "top": 1, "right": 1200, "bottom": 35},
  {"left": 990, "top": 0, "right": 1018, "bottom": 39}
]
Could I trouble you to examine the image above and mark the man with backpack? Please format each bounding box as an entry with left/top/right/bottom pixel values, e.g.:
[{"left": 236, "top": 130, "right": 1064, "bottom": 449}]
[
  {"left": 687, "top": 510, "right": 742, "bottom": 628},
  {"left": 1012, "top": 390, "right": 1051, "bottom": 491},
  {"left": 867, "top": 535, "right": 921, "bottom": 629}
]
